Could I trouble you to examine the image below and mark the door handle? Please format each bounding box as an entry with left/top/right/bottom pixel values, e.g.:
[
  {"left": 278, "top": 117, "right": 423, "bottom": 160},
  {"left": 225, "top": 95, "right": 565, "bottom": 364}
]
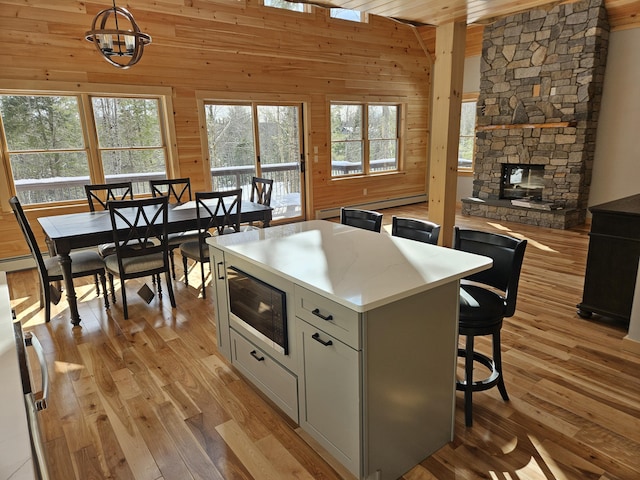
[{"left": 25, "top": 332, "right": 49, "bottom": 411}]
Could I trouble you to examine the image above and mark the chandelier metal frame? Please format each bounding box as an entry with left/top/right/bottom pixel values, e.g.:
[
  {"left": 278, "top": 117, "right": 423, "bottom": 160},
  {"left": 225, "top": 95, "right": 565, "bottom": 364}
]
[{"left": 85, "top": 1, "right": 151, "bottom": 69}]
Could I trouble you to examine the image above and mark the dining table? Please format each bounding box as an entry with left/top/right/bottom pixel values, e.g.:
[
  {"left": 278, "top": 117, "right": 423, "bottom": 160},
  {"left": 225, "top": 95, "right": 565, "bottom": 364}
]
[{"left": 37, "top": 199, "right": 272, "bottom": 326}]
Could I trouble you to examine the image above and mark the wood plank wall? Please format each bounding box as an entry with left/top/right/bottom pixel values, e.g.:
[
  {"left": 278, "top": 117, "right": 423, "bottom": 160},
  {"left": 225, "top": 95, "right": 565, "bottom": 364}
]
[{"left": 0, "top": 0, "right": 434, "bottom": 260}]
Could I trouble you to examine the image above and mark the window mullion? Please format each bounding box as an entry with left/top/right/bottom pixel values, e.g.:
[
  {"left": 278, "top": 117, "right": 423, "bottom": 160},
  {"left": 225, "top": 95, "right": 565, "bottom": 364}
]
[
  {"left": 252, "top": 103, "right": 262, "bottom": 177},
  {"left": 78, "top": 93, "right": 104, "bottom": 184},
  {"left": 0, "top": 113, "right": 14, "bottom": 207},
  {"left": 363, "top": 103, "right": 369, "bottom": 175}
]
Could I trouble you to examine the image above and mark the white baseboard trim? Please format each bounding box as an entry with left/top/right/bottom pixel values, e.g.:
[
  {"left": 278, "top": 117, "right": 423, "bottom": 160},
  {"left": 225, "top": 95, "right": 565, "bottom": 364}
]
[
  {"left": 315, "top": 194, "right": 427, "bottom": 220},
  {"left": 622, "top": 335, "right": 640, "bottom": 355},
  {"left": 0, "top": 255, "right": 36, "bottom": 273}
]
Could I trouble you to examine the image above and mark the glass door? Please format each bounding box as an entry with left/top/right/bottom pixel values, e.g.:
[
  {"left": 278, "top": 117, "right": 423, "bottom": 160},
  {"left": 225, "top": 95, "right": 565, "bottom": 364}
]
[{"left": 204, "top": 102, "right": 305, "bottom": 222}]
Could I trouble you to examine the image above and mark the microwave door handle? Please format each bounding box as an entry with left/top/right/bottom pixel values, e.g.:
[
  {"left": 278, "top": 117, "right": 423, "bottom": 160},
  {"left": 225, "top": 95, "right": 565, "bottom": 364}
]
[{"left": 24, "top": 332, "right": 49, "bottom": 411}]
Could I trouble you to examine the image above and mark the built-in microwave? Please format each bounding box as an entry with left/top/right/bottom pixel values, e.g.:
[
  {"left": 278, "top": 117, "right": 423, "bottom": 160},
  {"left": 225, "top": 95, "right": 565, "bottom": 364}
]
[{"left": 227, "top": 266, "right": 288, "bottom": 355}]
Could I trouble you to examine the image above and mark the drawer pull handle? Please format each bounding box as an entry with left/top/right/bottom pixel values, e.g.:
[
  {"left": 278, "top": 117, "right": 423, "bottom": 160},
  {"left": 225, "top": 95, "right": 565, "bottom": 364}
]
[
  {"left": 312, "top": 332, "right": 333, "bottom": 347},
  {"left": 311, "top": 308, "right": 333, "bottom": 321},
  {"left": 250, "top": 350, "right": 265, "bottom": 362}
]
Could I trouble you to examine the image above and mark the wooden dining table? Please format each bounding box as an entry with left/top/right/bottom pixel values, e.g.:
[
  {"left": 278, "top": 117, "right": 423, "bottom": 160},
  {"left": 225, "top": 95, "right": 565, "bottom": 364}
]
[{"left": 37, "top": 200, "right": 272, "bottom": 326}]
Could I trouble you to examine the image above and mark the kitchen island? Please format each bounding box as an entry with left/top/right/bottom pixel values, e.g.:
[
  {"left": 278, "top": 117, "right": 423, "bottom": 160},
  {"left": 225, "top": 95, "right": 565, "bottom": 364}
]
[{"left": 207, "top": 220, "right": 491, "bottom": 480}]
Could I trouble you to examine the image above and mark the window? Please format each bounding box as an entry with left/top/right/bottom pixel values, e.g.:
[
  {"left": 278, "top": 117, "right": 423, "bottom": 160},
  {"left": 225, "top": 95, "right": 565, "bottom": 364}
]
[
  {"left": 263, "top": 0, "right": 309, "bottom": 12},
  {"left": 203, "top": 101, "right": 304, "bottom": 222},
  {"left": 92, "top": 97, "right": 166, "bottom": 183},
  {"left": 330, "top": 9, "right": 365, "bottom": 22},
  {"left": 458, "top": 98, "right": 477, "bottom": 171},
  {"left": 0, "top": 92, "right": 170, "bottom": 205},
  {"left": 331, "top": 103, "right": 399, "bottom": 177}
]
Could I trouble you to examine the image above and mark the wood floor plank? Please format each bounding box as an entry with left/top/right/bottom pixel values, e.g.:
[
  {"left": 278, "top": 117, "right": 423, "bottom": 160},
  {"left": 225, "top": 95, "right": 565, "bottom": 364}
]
[
  {"left": 9, "top": 204, "right": 640, "bottom": 480},
  {"left": 215, "top": 419, "right": 283, "bottom": 480},
  {"left": 125, "top": 394, "right": 195, "bottom": 480},
  {"left": 156, "top": 401, "right": 225, "bottom": 480}
]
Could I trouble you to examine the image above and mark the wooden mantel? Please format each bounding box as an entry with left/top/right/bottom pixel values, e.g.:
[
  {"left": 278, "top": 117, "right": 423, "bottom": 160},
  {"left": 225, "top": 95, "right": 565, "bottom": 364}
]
[{"left": 476, "top": 121, "right": 575, "bottom": 131}]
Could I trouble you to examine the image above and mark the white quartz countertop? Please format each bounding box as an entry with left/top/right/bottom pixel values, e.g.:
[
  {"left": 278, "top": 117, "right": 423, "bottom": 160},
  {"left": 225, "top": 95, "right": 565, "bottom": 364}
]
[{"left": 207, "top": 220, "right": 492, "bottom": 312}]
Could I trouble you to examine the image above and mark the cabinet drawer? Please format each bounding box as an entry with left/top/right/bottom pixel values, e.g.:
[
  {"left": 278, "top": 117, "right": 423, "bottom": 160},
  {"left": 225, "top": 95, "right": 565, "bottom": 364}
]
[
  {"left": 294, "top": 286, "right": 361, "bottom": 350},
  {"left": 230, "top": 330, "right": 298, "bottom": 422}
]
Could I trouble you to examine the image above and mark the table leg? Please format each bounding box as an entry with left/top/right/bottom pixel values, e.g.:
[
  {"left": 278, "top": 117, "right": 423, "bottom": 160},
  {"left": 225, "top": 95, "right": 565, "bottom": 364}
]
[{"left": 57, "top": 253, "right": 81, "bottom": 326}]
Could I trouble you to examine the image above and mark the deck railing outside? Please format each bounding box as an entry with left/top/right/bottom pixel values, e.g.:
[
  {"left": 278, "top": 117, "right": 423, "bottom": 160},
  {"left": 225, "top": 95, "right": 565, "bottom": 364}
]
[
  {"left": 14, "top": 163, "right": 302, "bottom": 213},
  {"left": 331, "top": 158, "right": 396, "bottom": 176}
]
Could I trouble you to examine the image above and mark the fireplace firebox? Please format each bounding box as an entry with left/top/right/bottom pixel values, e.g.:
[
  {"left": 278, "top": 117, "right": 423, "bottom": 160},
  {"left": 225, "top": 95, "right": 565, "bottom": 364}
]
[{"left": 500, "top": 164, "right": 545, "bottom": 201}]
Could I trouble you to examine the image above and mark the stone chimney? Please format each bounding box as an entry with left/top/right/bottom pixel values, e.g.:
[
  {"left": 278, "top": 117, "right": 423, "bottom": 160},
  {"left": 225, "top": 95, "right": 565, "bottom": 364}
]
[{"left": 462, "top": 0, "right": 609, "bottom": 229}]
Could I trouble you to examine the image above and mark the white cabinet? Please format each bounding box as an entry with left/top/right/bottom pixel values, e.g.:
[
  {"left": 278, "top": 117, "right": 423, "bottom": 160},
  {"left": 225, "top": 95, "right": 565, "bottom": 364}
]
[{"left": 297, "top": 317, "right": 361, "bottom": 475}]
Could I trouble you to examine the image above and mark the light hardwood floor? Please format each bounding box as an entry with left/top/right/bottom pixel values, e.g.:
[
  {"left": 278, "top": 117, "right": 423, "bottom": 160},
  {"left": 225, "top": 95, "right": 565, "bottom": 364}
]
[{"left": 8, "top": 204, "right": 640, "bottom": 480}]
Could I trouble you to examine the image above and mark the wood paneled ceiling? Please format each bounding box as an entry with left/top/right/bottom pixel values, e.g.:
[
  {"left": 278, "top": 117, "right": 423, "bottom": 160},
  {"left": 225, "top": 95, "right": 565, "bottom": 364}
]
[{"left": 323, "top": 0, "right": 640, "bottom": 29}]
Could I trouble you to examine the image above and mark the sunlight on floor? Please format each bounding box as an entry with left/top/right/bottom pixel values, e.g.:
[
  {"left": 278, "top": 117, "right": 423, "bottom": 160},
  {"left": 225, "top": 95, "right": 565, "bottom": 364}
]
[
  {"left": 55, "top": 360, "right": 85, "bottom": 374},
  {"left": 486, "top": 222, "right": 557, "bottom": 253},
  {"left": 485, "top": 434, "right": 570, "bottom": 480}
]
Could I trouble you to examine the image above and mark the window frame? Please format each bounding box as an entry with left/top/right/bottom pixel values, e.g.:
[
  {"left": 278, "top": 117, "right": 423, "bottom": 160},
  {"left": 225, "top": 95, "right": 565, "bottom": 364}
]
[
  {"left": 0, "top": 81, "right": 178, "bottom": 211},
  {"left": 262, "top": 0, "right": 312, "bottom": 13},
  {"left": 458, "top": 93, "right": 478, "bottom": 175},
  {"left": 330, "top": 8, "right": 367, "bottom": 23},
  {"left": 330, "top": 100, "right": 403, "bottom": 178}
]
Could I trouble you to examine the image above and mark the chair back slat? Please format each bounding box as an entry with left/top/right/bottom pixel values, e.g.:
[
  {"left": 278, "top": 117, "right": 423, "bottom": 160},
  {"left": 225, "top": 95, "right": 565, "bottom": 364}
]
[
  {"left": 454, "top": 227, "right": 527, "bottom": 317},
  {"left": 108, "top": 197, "right": 168, "bottom": 261},
  {"left": 341, "top": 207, "right": 383, "bottom": 232},
  {"left": 150, "top": 178, "right": 192, "bottom": 204},
  {"left": 196, "top": 189, "right": 242, "bottom": 237},
  {"left": 85, "top": 182, "right": 133, "bottom": 211},
  {"left": 392, "top": 216, "right": 441, "bottom": 245},
  {"left": 250, "top": 177, "right": 274, "bottom": 206},
  {"left": 9, "top": 196, "right": 47, "bottom": 280}
]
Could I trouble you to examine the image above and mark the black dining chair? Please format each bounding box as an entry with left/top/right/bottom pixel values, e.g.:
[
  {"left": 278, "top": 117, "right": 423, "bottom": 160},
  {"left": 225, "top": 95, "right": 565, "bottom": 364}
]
[
  {"left": 150, "top": 177, "right": 192, "bottom": 204},
  {"left": 391, "top": 216, "right": 441, "bottom": 245},
  {"left": 10, "top": 196, "right": 109, "bottom": 323},
  {"left": 180, "top": 189, "right": 242, "bottom": 298},
  {"left": 105, "top": 196, "right": 175, "bottom": 320},
  {"left": 150, "top": 177, "right": 201, "bottom": 279},
  {"left": 242, "top": 176, "right": 274, "bottom": 230},
  {"left": 453, "top": 227, "right": 527, "bottom": 427},
  {"left": 85, "top": 182, "right": 134, "bottom": 259},
  {"left": 340, "top": 207, "right": 383, "bottom": 232}
]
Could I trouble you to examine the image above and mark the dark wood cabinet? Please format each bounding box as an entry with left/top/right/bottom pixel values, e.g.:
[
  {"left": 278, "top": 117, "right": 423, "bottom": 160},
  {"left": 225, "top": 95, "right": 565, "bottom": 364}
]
[{"left": 577, "top": 194, "right": 640, "bottom": 323}]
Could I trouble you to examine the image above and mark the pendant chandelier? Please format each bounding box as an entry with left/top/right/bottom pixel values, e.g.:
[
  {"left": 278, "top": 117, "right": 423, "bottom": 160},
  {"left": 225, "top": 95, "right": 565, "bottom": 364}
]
[{"left": 85, "top": 1, "right": 152, "bottom": 69}]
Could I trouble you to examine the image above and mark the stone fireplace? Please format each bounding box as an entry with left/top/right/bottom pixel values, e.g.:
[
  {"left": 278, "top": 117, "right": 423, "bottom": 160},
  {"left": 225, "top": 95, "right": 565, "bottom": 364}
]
[
  {"left": 501, "top": 164, "right": 545, "bottom": 200},
  {"left": 461, "top": 0, "right": 609, "bottom": 229}
]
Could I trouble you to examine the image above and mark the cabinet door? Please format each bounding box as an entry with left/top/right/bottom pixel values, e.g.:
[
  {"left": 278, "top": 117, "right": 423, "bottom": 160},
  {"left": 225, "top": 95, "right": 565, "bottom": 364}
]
[
  {"left": 298, "top": 319, "right": 361, "bottom": 477},
  {"left": 209, "top": 247, "right": 231, "bottom": 359}
]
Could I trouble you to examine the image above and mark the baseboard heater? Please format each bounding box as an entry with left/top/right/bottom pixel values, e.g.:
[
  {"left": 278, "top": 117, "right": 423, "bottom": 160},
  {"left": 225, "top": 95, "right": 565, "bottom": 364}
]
[{"left": 315, "top": 194, "right": 427, "bottom": 220}]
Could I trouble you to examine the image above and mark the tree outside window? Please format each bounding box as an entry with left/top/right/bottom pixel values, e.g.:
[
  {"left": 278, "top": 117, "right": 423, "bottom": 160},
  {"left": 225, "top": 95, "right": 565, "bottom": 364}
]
[
  {"left": 458, "top": 99, "right": 477, "bottom": 171},
  {"left": 0, "top": 93, "right": 168, "bottom": 205},
  {"left": 92, "top": 97, "right": 166, "bottom": 184},
  {"left": 331, "top": 102, "right": 399, "bottom": 177},
  {"left": 263, "top": 0, "right": 308, "bottom": 12}
]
